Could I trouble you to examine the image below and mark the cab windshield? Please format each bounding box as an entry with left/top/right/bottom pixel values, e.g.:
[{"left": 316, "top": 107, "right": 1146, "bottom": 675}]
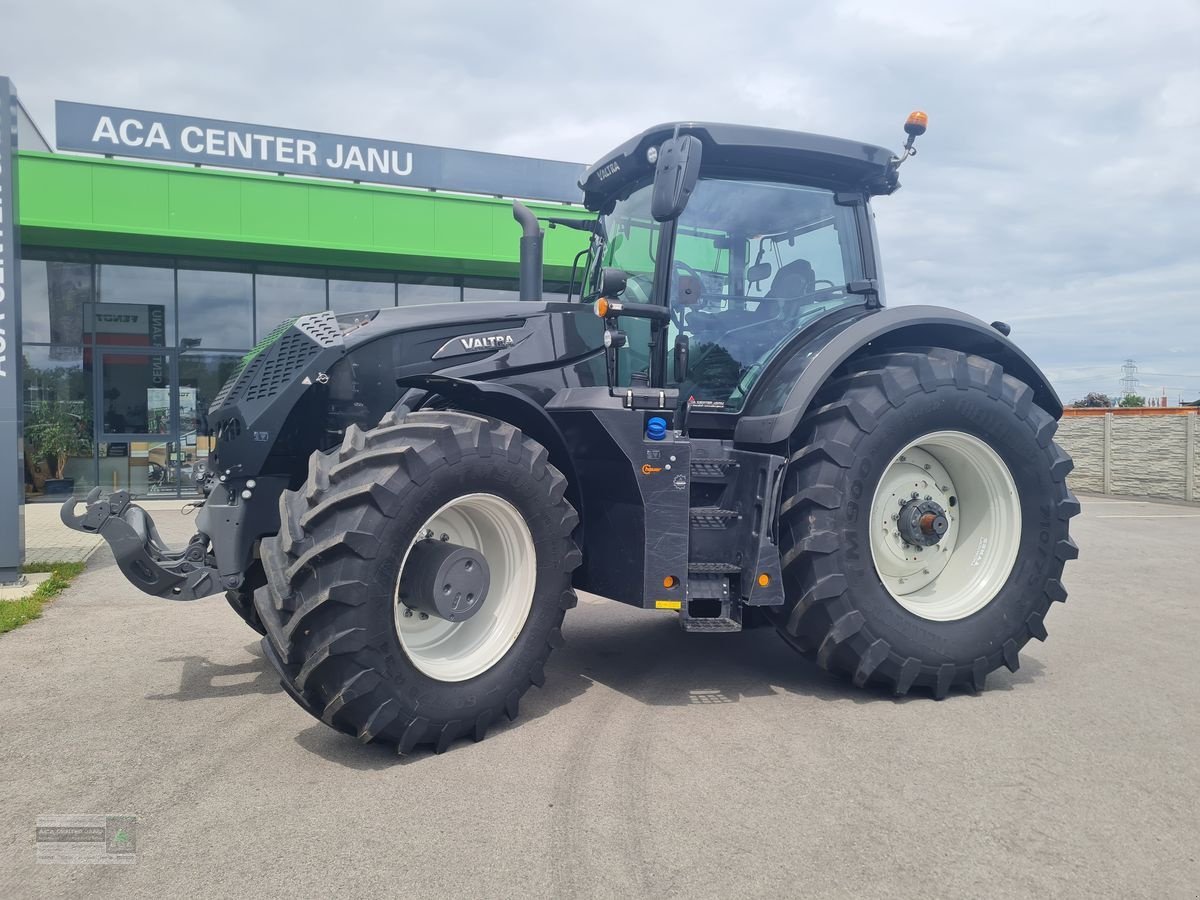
[{"left": 589, "top": 177, "right": 867, "bottom": 411}]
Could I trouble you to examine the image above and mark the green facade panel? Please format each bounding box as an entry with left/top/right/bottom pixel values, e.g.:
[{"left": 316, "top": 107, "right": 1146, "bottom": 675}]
[{"left": 17, "top": 151, "right": 592, "bottom": 278}]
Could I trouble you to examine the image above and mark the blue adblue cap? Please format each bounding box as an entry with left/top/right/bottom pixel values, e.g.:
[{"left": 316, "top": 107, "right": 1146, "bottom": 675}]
[{"left": 646, "top": 417, "right": 668, "bottom": 441}]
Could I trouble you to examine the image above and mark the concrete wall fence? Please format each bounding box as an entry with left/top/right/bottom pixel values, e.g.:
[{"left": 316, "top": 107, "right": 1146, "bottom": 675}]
[{"left": 1055, "top": 410, "right": 1198, "bottom": 502}]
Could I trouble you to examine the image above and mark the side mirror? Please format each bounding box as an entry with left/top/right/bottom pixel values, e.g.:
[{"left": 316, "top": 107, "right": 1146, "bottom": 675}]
[
  {"left": 651, "top": 134, "right": 703, "bottom": 222},
  {"left": 599, "top": 267, "right": 628, "bottom": 297}
]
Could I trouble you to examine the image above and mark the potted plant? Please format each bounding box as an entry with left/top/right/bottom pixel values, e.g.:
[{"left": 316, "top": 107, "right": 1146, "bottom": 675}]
[{"left": 25, "top": 401, "right": 91, "bottom": 495}]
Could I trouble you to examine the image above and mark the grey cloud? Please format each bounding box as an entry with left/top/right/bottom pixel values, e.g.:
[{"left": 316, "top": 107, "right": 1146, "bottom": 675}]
[{"left": 4, "top": 0, "right": 1198, "bottom": 401}]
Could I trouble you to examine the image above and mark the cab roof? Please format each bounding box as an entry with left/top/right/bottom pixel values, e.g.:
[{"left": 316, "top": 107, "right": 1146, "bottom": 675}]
[{"left": 580, "top": 122, "right": 899, "bottom": 210}]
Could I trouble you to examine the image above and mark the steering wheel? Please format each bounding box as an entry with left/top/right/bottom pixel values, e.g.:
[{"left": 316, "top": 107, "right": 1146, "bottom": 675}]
[{"left": 616, "top": 262, "right": 705, "bottom": 330}]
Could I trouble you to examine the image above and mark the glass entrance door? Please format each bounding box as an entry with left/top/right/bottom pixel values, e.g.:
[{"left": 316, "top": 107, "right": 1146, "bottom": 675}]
[
  {"left": 179, "top": 352, "right": 243, "bottom": 496},
  {"left": 93, "top": 347, "right": 181, "bottom": 497}
]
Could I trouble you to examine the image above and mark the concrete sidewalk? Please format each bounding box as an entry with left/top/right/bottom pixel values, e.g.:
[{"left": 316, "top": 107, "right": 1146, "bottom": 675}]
[{"left": 20, "top": 498, "right": 188, "bottom": 565}]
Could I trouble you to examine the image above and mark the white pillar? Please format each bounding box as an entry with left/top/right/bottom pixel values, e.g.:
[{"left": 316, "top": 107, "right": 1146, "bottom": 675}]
[
  {"left": 1102, "top": 413, "right": 1113, "bottom": 496},
  {"left": 1186, "top": 413, "right": 1196, "bottom": 503}
]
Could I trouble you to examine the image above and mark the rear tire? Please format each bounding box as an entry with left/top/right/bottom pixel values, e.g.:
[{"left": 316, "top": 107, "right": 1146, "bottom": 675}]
[
  {"left": 254, "top": 410, "right": 581, "bottom": 753},
  {"left": 774, "top": 348, "right": 1080, "bottom": 698}
]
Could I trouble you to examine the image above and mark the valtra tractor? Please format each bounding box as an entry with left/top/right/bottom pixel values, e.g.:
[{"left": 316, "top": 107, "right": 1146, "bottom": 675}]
[{"left": 64, "top": 113, "right": 1079, "bottom": 753}]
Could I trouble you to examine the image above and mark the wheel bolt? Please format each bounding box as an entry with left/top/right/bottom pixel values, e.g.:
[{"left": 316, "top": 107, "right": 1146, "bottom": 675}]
[
  {"left": 403, "top": 608, "right": 413, "bottom": 618},
  {"left": 440, "top": 533, "right": 449, "bottom": 542},
  {"left": 419, "top": 612, "right": 429, "bottom": 620}
]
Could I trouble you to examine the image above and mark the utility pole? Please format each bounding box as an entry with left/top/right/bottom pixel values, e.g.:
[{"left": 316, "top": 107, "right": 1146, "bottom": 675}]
[{"left": 1120, "top": 359, "right": 1139, "bottom": 397}]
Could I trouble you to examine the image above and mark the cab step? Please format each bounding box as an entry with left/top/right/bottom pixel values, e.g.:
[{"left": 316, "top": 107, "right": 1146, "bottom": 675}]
[
  {"left": 688, "top": 562, "right": 742, "bottom": 574},
  {"left": 681, "top": 615, "right": 742, "bottom": 633},
  {"left": 689, "top": 507, "right": 741, "bottom": 529},
  {"left": 681, "top": 573, "right": 742, "bottom": 633},
  {"left": 690, "top": 459, "right": 739, "bottom": 481},
  {"left": 680, "top": 597, "right": 743, "bottom": 633}
]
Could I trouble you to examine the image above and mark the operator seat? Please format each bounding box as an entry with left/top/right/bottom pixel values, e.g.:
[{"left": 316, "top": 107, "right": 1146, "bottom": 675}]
[
  {"left": 765, "top": 258, "right": 816, "bottom": 301},
  {"left": 687, "top": 258, "right": 819, "bottom": 404},
  {"left": 748, "top": 258, "right": 815, "bottom": 325}
]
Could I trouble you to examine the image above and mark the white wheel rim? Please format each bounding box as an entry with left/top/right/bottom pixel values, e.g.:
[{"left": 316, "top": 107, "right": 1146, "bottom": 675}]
[
  {"left": 393, "top": 493, "right": 536, "bottom": 682},
  {"left": 868, "top": 431, "right": 1021, "bottom": 622}
]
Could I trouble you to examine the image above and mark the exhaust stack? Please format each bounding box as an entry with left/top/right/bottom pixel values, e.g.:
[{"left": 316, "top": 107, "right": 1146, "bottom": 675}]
[{"left": 512, "top": 201, "right": 544, "bottom": 301}]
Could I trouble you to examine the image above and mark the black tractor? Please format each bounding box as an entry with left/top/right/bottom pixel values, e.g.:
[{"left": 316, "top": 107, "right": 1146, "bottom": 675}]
[{"left": 64, "top": 114, "right": 1079, "bottom": 753}]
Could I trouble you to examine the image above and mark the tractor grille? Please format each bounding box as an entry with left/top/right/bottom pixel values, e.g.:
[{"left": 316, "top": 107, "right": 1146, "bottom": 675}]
[
  {"left": 209, "top": 311, "right": 339, "bottom": 414},
  {"left": 295, "top": 313, "right": 342, "bottom": 347},
  {"left": 242, "top": 332, "right": 322, "bottom": 402}
]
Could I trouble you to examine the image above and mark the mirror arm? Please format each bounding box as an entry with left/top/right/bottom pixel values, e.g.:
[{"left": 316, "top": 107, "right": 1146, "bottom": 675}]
[{"left": 602, "top": 300, "right": 671, "bottom": 324}]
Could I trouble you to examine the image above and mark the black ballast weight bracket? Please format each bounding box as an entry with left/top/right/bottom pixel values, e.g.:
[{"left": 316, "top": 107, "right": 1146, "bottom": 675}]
[{"left": 60, "top": 488, "right": 224, "bottom": 601}]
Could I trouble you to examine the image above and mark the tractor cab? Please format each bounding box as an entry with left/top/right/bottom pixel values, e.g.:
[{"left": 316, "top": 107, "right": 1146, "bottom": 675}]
[{"left": 575, "top": 122, "right": 904, "bottom": 414}]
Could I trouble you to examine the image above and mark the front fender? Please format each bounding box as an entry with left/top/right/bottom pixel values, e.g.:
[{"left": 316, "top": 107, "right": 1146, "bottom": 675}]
[
  {"left": 395, "top": 374, "right": 584, "bottom": 546},
  {"left": 735, "top": 305, "right": 1062, "bottom": 447}
]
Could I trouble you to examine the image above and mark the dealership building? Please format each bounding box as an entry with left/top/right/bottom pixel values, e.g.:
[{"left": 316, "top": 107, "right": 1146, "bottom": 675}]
[{"left": 4, "top": 88, "right": 592, "bottom": 502}]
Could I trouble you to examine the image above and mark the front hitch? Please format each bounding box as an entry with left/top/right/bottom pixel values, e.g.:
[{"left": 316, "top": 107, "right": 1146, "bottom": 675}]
[{"left": 60, "top": 488, "right": 224, "bottom": 600}]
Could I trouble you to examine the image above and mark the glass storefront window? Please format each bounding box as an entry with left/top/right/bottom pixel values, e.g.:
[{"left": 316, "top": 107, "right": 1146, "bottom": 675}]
[
  {"left": 543, "top": 280, "right": 572, "bottom": 303},
  {"left": 97, "top": 349, "right": 174, "bottom": 435},
  {"left": 398, "top": 275, "right": 460, "bottom": 305},
  {"left": 22, "top": 346, "right": 95, "bottom": 498},
  {"left": 20, "top": 256, "right": 92, "bottom": 344},
  {"left": 329, "top": 271, "right": 395, "bottom": 313},
  {"left": 256, "top": 268, "right": 326, "bottom": 339},
  {"left": 98, "top": 440, "right": 178, "bottom": 497},
  {"left": 94, "top": 262, "right": 176, "bottom": 347},
  {"left": 17, "top": 248, "right": 581, "bottom": 499},
  {"left": 178, "top": 267, "right": 253, "bottom": 351},
  {"left": 462, "top": 277, "right": 518, "bottom": 302}
]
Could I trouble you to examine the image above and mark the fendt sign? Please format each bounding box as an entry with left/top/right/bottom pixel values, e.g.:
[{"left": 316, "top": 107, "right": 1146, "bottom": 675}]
[{"left": 55, "top": 101, "right": 586, "bottom": 203}]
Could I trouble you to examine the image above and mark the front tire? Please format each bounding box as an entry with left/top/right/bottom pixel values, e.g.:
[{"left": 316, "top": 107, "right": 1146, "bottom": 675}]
[
  {"left": 225, "top": 561, "right": 267, "bottom": 635},
  {"left": 254, "top": 410, "right": 581, "bottom": 753},
  {"left": 774, "top": 349, "right": 1080, "bottom": 698}
]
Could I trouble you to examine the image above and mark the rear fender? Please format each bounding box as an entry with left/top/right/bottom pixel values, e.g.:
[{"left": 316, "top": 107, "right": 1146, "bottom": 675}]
[{"left": 734, "top": 305, "right": 1063, "bottom": 447}]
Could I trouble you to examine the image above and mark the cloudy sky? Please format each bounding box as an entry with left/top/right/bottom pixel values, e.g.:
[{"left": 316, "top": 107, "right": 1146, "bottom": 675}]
[{"left": 5, "top": 0, "right": 1199, "bottom": 402}]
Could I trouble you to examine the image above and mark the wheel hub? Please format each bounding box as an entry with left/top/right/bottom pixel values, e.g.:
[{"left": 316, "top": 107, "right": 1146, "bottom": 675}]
[
  {"left": 898, "top": 498, "right": 950, "bottom": 547},
  {"left": 397, "top": 537, "right": 490, "bottom": 623},
  {"left": 868, "top": 431, "right": 1022, "bottom": 622},
  {"left": 393, "top": 493, "right": 536, "bottom": 682}
]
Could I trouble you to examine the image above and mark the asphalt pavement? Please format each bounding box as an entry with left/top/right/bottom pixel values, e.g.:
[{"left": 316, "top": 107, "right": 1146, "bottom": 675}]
[{"left": 1, "top": 495, "right": 1197, "bottom": 898}]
